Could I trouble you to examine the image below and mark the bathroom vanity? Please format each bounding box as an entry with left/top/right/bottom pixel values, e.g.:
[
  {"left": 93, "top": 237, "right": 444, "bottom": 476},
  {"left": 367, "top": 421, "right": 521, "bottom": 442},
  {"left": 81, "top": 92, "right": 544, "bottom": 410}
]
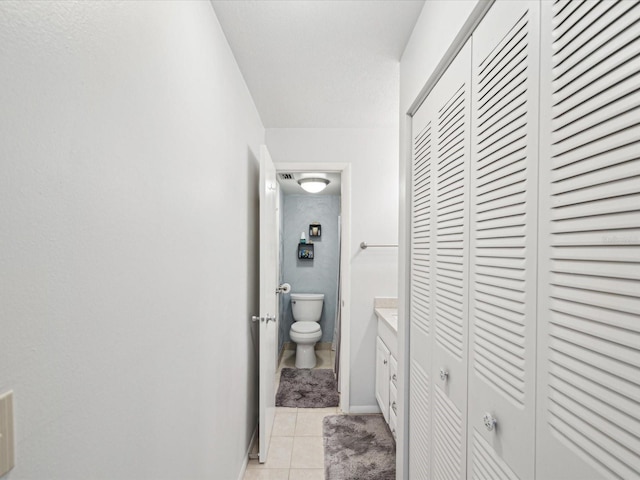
[{"left": 374, "top": 298, "right": 398, "bottom": 440}]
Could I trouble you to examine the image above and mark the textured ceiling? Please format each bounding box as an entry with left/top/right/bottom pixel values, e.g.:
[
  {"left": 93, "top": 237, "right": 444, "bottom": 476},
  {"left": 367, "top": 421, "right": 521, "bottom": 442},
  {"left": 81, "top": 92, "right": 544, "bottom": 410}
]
[{"left": 211, "top": 0, "right": 425, "bottom": 128}]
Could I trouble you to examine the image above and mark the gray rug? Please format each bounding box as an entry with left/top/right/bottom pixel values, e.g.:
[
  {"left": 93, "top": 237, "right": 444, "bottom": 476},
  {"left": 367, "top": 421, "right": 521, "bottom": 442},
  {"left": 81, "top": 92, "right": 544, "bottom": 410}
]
[
  {"left": 276, "top": 368, "right": 339, "bottom": 408},
  {"left": 323, "top": 415, "right": 396, "bottom": 480}
]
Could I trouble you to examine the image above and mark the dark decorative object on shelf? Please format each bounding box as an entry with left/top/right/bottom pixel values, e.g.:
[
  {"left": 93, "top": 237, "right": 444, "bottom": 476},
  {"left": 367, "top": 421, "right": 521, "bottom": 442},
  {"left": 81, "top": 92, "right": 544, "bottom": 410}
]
[
  {"left": 309, "top": 223, "right": 321, "bottom": 237},
  {"left": 298, "top": 243, "right": 314, "bottom": 259}
]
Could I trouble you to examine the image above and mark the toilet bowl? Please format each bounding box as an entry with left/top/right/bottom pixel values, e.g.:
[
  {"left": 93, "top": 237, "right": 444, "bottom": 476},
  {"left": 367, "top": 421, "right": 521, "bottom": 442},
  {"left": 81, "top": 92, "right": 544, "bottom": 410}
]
[{"left": 290, "top": 293, "right": 324, "bottom": 368}]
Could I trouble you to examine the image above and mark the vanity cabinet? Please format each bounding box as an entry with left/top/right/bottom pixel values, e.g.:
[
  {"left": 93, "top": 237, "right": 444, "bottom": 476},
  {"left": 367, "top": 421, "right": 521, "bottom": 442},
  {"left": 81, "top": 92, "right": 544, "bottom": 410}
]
[
  {"left": 375, "top": 336, "right": 391, "bottom": 422},
  {"left": 376, "top": 334, "right": 398, "bottom": 440},
  {"left": 374, "top": 305, "right": 398, "bottom": 440}
]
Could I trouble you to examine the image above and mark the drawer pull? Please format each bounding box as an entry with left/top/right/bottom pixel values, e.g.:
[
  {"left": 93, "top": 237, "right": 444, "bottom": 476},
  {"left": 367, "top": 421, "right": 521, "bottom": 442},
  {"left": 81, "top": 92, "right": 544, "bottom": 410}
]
[
  {"left": 439, "top": 368, "right": 449, "bottom": 382},
  {"left": 392, "top": 374, "right": 397, "bottom": 382},
  {"left": 392, "top": 401, "right": 397, "bottom": 415}
]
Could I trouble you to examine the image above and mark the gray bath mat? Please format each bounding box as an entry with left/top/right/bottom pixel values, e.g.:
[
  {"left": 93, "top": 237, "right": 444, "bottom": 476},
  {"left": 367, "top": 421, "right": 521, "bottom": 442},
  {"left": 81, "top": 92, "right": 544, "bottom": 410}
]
[
  {"left": 276, "top": 368, "right": 339, "bottom": 408},
  {"left": 323, "top": 415, "right": 395, "bottom": 480}
]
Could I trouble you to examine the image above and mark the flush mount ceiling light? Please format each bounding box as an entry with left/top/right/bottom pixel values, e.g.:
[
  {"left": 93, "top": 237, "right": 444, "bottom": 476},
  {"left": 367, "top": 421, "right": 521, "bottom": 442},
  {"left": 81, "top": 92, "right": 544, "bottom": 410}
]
[{"left": 298, "top": 177, "right": 330, "bottom": 193}]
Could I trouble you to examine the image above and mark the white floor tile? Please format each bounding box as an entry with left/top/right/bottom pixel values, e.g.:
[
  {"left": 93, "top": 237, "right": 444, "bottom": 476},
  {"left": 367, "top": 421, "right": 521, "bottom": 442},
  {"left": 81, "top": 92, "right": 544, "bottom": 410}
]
[
  {"left": 243, "top": 468, "right": 290, "bottom": 480},
  {"left": 288, "top": 468, "right": 324, "bottom": 480},
  {"left": 279, "top": 350, "right": 296, "bottom": 371},
  {"left": 295, "top": 411, "right": 331, "bottom": 437},
  {"left": 314, "top": 350, "right": 333, "bottom": 369},
  {"left": 290, "top": 437, "right": 324, "bottom": 469},
  {"left": 247, "top": 436, "right": 294, "bottom": 469},
  {"left": 276, "top": 406, "right": 298, "bottom": 414},
  {"left": 272, "top": 412, "right": 297, "bottom": 437},
  {"left": 304, "top": 407, "right": 338, "bottom": 414}
]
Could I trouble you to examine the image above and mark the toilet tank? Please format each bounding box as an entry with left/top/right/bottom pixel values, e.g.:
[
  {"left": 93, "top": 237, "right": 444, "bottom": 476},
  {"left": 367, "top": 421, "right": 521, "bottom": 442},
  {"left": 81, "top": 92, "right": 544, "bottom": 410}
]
[{"left": 291, "top": 293, "right": 324, "bottom": 322}]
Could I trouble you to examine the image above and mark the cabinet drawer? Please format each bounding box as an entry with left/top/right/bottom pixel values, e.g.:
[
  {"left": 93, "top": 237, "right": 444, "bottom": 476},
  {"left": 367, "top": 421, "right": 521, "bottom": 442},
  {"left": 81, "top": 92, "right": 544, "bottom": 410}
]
[
  {"left": 389, "top": 381, "right": 398, "bottom": 419},
  {"left": 389, "top": 406, "right": 398, "bottom": 442},
  {"left": 390, "top": 355, "right": 398, "bottom": 387}
]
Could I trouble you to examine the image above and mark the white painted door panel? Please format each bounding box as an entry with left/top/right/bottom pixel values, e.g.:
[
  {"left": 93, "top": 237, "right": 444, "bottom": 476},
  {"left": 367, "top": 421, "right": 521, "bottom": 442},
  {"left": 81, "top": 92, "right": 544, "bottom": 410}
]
[
  {"left": 469, "top": 1, "right": 540, "bottom": 478},
  {"left": 409, "top": 95, "right": 435, "bottom": 480},
  {"left": 430, "top": 41, "right": 472, "bottom": 480},
  {"left": 259, "top": 145, "right": 278, "bottom": 463},
  {"left": 409, "top": 40, "right": 472, "bottom": 480},
  {"left": 536, "top": 1, "right": 640, "bottom": 479}
]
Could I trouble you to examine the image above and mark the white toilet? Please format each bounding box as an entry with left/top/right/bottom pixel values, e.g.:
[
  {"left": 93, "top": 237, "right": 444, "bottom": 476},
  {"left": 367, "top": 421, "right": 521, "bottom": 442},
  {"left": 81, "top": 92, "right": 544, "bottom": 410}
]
[{"left": 289, "top": 293, "right": 324, "bottom": 368}]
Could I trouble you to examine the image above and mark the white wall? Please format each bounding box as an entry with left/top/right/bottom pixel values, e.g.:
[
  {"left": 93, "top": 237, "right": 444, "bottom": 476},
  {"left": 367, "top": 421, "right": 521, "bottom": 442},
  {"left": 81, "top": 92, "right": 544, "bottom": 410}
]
[
  {"left": 0, "top": 2, "right": 264, "bottom": 479},
  {"left": 397, "top": 1, "right": 479, "bottom": 478},
  {"left": 266, "top": 128, "right": 398, "bottom": 409}
]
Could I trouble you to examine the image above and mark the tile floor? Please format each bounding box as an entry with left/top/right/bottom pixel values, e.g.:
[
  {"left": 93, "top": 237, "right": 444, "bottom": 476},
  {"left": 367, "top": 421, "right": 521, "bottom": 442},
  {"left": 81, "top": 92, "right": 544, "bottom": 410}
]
[{"left": 243, "top": 349, "right": 339, "bottom": 480}]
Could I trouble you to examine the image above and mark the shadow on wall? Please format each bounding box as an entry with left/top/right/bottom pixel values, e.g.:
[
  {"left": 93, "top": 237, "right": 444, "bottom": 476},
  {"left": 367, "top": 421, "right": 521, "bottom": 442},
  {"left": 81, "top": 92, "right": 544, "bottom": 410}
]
[{"left": 246, "top": 145, "right": 260, "bottom": 423}]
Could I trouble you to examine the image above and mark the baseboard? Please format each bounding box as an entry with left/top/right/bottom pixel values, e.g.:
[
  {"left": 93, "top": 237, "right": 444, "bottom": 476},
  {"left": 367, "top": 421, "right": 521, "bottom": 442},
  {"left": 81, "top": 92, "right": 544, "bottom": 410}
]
[
  {"left": 237, "top": 426, "right": 257, "bottom": 480},
  {"left": 283, "top": 341, "right": 333, "bottom": 351},
  {"left": 347, "top": 405, "right": 381, "bottom": 415}
]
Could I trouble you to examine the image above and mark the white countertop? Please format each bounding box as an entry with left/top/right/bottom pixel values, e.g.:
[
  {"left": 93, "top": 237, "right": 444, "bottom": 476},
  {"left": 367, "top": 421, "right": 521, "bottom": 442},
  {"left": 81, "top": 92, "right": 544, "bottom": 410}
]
[{"left": 375, "top": 307, "right": 398, "bottom": 333}]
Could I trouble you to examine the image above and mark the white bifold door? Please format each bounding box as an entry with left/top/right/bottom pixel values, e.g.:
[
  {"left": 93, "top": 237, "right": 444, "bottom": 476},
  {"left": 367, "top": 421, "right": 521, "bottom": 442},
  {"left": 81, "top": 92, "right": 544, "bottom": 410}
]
[
  {"left": 536, "top": 1, "right": 640, "bottom": 478},
  {"left": 468, "top": 2, "right": 539, "bottom": 479},
  {"left": 408, "top": 0, "right": 640, "bottom": 478},
  {"left": 410, "top": 40, "right": 472, "bottom": 480}
]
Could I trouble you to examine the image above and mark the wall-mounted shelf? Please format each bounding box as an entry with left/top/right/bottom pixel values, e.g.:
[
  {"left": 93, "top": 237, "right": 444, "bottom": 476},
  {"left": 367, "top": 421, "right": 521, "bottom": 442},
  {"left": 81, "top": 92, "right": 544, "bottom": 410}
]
[
  {"left": 298, "top": 243, "right": 314, "bottom": 259},
  {"left": 309, "top": 223, "right": 321, "bottom": 237}
]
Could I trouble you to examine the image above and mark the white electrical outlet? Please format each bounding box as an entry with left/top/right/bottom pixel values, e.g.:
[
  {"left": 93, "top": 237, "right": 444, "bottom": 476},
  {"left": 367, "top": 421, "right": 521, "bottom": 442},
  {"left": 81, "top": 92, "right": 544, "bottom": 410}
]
[{"left": 0, "top": 391, "right": 14, "bottom": 477}]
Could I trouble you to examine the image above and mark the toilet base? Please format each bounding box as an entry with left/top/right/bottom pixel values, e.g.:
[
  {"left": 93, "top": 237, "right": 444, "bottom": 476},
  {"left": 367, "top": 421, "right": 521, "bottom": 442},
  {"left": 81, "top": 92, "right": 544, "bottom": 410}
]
[{"left": 295, "top": 344, "right": 317, "bottom": 369}]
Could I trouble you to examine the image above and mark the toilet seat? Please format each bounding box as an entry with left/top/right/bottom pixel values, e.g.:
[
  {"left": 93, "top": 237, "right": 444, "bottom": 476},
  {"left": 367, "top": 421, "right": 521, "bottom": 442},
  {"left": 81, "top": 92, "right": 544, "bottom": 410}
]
[{"left": 291, "top": 322, "right": 321, "bottom": 334}]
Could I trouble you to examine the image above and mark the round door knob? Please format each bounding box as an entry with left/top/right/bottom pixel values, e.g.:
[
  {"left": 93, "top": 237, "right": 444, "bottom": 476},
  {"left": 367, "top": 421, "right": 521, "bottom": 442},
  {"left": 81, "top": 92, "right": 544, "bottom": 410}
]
[
  {"left": 439, "top": 368, "right": 449, "bottom": 382},
  {"left": 251, "top": 315, "right": 261, "bottom": 323},
  {"left": 483, "top": 413, "right": 497, "bottom": 432},
  {"left": 392, "top": 374, "right": 397, "bottom": 382}
]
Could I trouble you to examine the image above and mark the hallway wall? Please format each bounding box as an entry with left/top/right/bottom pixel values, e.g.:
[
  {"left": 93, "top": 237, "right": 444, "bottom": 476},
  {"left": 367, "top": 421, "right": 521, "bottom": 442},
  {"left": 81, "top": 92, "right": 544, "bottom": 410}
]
[
  {"left": 266, "top": 128, "right": 399, "bottom": 411},
  {"left": 0, "top": 2, "right": 263, "bottom": 479}
]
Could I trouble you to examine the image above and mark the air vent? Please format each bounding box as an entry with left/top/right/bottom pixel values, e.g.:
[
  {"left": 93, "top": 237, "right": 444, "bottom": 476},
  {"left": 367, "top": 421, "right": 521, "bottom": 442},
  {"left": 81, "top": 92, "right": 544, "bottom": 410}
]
[{"left": 279, "top": 173, "right": 294, "bottom": 180}]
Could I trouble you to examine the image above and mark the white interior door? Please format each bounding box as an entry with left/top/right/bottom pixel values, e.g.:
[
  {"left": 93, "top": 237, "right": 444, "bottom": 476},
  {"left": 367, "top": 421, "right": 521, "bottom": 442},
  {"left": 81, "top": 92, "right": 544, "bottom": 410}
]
[
  {"left": 409, "top": 40, "right": 472, "bottom": 480},
  {"left": 259, "top": 145, "right": 278, "bottom": 463},
  {"left": 536, "top": 1, "right": 640, "bottom": 478},
  {"left": 468, "top": 1, "right": 539, "bottom": 478},
  {"left": 409, "top": 91, "right": 434, "bottom": 480}
]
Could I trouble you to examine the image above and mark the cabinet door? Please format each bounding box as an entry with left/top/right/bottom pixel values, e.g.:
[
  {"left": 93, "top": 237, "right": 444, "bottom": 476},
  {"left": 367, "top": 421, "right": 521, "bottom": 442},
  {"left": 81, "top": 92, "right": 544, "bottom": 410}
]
[
  {"left": 409, "top": 78, "right": 436, "bottom": 480},
  {"left": 376, "top": 336, "right": 390, "bottom": 422},
  {"left": 430, "top": 40, "right": 472, "bottom": 480},
  {"left": 536, "top": 1, "right": 640, "bottom": 479},
  {"left": 468, "top": 1, "right": 540, "bottom": 479}
]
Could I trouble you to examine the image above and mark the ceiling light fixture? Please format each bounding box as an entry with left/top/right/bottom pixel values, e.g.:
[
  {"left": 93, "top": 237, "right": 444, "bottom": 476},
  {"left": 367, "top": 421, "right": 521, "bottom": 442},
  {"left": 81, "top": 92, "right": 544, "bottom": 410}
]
[{"left": 298, "top": 177, "right": 330, "bottom": 193}]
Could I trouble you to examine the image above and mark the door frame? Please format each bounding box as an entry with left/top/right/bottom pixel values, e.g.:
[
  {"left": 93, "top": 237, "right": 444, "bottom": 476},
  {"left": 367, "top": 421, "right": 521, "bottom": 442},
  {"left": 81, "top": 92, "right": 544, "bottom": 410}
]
[{"left": 275, "top": 162, "right": 352, "bottom": 413}]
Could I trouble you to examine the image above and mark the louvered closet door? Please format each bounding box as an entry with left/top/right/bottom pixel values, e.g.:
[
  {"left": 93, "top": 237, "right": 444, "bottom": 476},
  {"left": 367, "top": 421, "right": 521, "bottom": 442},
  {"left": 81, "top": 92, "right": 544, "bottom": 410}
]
[
  {"left": 536, "top": 1, "right": 640, "bottom": 479},
  {"left": 468, "top": 1, "right": 539, "bottom": 479},
  {"left": 409, "top": 90, "right": 435, "bottom": 480},
  {"left": 431, "top": 41, "right": 472, "bottom": 480},
  {"left": 409, "top": 41, "right": 472, "bottom": 480}
]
